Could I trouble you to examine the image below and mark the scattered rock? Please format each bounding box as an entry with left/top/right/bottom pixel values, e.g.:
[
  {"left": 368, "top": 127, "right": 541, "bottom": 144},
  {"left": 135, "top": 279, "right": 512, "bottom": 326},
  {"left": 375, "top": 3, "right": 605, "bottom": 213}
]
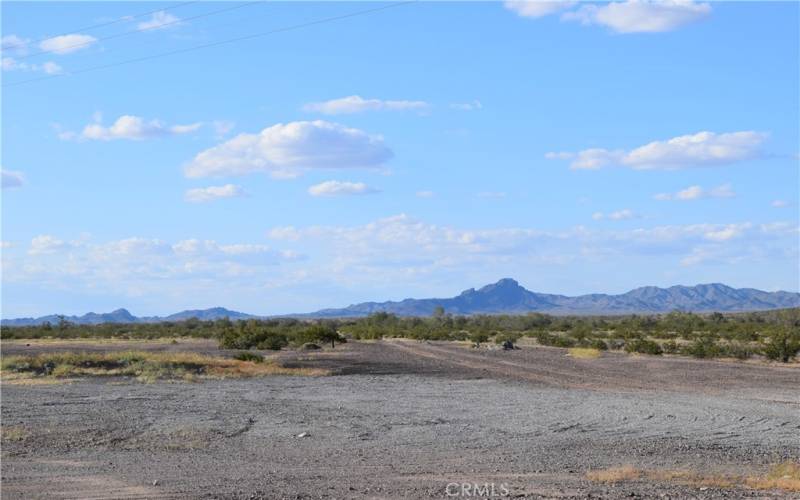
[
  {"left": 152, "top": 480, "right": 159, "bottom": 486},
  {"left": 296, "top": 432, "right": 309, "bottom": 438}
]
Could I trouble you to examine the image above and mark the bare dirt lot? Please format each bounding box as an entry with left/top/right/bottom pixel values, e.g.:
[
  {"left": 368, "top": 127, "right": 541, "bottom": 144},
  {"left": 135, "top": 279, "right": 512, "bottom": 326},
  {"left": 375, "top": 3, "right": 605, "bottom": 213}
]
[{"left": 2, "top": 339, "right": 799, "bottom": 499}]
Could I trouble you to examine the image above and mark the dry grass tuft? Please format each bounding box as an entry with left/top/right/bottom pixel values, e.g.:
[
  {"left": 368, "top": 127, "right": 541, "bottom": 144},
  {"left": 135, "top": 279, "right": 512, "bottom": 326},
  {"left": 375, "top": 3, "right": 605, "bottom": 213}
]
[
  {"left": 0, "top": 372, "right": 74, "bottom": 385},
  {"left": 648, "top": 469, "right": 736, "bottom": 488},
  {"left": 746, "top": 462, "right": 800, "bottom": 492},
  {"left": 2, "top": 425, "right": 30, "bottom": 442},
  {"left": 1, "top": 351, "right": 329, "bottom": 383},
  {"left": 586, "top": 465, "right": 640, "bottom": 483},
  {"left": 568, "top": 347, "right": 602, "bottom": 359},
  {"left": 586, "top": 463, "right": 800, "bottom": 493}
]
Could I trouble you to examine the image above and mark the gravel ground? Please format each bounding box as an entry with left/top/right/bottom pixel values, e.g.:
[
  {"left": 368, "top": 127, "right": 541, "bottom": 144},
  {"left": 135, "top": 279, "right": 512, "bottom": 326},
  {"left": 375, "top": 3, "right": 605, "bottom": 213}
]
[{"left": 2, "top": 340, "right": 799, "bottom": 499}]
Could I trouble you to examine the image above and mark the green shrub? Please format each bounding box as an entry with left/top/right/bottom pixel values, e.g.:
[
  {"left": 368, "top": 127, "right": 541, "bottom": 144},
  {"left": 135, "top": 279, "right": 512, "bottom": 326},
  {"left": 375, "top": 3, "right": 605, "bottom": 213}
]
[
  {"left": 624, "top": 338, "right": 663, "bottom": 355},
  {"left": 469, "top": 331, "right": 490, "bottom": 346},
  {"left": 682, "top": 336, "right": 720, "bottom": 359},
  {"left": 762, "top": 328, "right": 800, "bottom": 362},
  {"left": 586, "top": 338, "right": 608, "bottom": 351},
  {"left": 719, "top": 341, "right": 754, "bottom": 360},
  {"left": 661, "top": 340, "right": 679, "bottom": 354},
  {"left": 233, "top": 351, "right": 263, "bottom": 363}
]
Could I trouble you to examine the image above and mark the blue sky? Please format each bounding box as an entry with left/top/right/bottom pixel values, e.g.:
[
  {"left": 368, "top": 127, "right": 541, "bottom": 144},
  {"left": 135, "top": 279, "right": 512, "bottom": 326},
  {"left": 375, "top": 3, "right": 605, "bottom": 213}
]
[{"left": 2, "top": 1, "right": 798, "bottom": 317}]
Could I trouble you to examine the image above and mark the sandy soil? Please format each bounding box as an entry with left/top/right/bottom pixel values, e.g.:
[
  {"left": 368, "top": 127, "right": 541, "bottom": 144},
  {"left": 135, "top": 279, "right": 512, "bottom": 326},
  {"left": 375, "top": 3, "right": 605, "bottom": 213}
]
[{"left": 2, "top": 339, "right": 798, "bottom": 499}]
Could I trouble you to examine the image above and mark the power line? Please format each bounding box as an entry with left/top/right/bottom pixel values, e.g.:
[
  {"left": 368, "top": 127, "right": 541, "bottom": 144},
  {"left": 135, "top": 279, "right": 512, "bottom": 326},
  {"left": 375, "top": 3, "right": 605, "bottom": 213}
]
[
  {"left": 3, "top": 2, "right": 416, "bottom": 89},
  {"left": 17, "top": 1, "right": 265, "bottom": 60},
  {"left": 1, "top": 1, "right": 200, "bottom": 52}
]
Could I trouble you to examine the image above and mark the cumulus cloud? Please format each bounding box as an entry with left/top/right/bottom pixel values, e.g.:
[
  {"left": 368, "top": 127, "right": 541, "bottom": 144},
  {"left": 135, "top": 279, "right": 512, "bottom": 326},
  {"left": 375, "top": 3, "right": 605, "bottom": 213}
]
[
  {"left": 416, "top": 190, "right": 435, "bottom": 198},
  {"left": 184, "top": 184, "right": 246, "bottom": 203},
  {"left": 771, "top": 200, "right": 789, "bottom": 208},
  {"left": 450, "top": 100, "right": 483, "bottom": 111},
  {"left": 547, "top": 131, "right": 766, "bottom": 170},
  {"left": 562, "top": 0, "right": 711, "bottom": 33},
  {"left": 265, "top": 215, "right": 797, "bottom": 281},
  {"left": 303, "top": 95, "right": 428, "bottom": 115},
  {"left": 73, "top": 115, "right": 202, "bottom": 141},
  {"left": 5, "top": 235, "right": 302, "bottom": 297},
  {"left": 137, "top": 11, "right": 181, "bottom": 31},
  {"left": 308, "top": 180, "right": 378, "bottom": 197},
  {"left": 1, "top": 169, "right": 25, "bottom": 189},
  {"left": 654, "top": 183, "right": 735, "bottom": 201},
  {"left": 184, "top": 120, "right": 393, "bottom": 179},
  {"left": 506, "top": 0, "right": 711, "bottom": 33},
  {"left": 39, "top": 34, "right": 97, "bottom": 54}
]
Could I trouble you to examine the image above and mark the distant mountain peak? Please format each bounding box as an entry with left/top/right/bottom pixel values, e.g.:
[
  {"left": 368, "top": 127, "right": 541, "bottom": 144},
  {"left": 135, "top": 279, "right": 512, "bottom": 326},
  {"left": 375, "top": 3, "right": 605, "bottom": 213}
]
[{"left": 2, "top": 281, "right": 799, "bottom": 326}]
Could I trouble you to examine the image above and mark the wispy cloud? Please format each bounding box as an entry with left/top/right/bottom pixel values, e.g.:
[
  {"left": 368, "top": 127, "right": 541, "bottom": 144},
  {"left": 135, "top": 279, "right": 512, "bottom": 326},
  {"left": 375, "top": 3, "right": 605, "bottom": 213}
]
[
  {"left": 592, "top": 209, "right": 639, "bottom": 220},
  {"left": 64, "top": 115, "right": 203, "bottom": 141},
  {"left": 185, "top": 184, "right": 246, "bottom": 203},
  {"left": 1, "top": 169, "right": 25, "bottom": 189},
  {"left": 450, "top": 100, "right": 482, "bottom": 111},
  {"left": 506, "top": 0, "right": 711, "bottom": 33},
  {"left": 39, "top": 33, "right": 97, "bottom": 54},
  {"left": 184, "top": 120, "right": 392, "bottom": 179},
  {"left": 547, "top": 131, "right": 766, "bottom": 170},
  {"left": 137, "top": 11, "right": 181, "bottom": 31},
  {"left": 654, "top": 183, "right": 735, "bottom": 201},
  {"left": 303, "top": 95, "right": 428, "bottom": 115},
  {"left": 308, "top": 180, "right": 379, "bottom": 197}
]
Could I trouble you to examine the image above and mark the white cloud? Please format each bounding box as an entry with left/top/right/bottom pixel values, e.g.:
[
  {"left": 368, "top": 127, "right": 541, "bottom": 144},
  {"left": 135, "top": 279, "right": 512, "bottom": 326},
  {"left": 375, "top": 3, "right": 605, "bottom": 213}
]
[
  {"left": 29, "top": 235, "right": 71, "bottom": 255},
  {"left": 1, "top": 241, "right": 13, "bottom": 249},
  {"left": 416, "top": 190, "right": 435, "bottom": 198},
  {"left": 264, "top": 215, "right": 797, "bottom": 281},
  {"left": 505, "top": 1, "right": 711, "bottom": 33},
  {"left": 771, "top": 200, "right": 789, "bottom": 208},
  {"left": 184, "top": 120, "right": 392, "bottom": 179},
  {"left": 655, "top": 183, "right": 736, "bottom": 201},
  {"left": 40, "top": 61, "right": 63, "bottom": 74},
  {"left": 1, "top": 169, "right": 25, "bottom": 189},
  {"left": 213, "top": 120, "right": 235, "bottom": 138},
  {"left": 592, "top": 209, "right": 638, "bottom": 220},
  {"left": 137, "top": 11, "right": 181, "bottom": 31},
  {"left": 308, "top": 180, "right": 378, "bottom": 197},
  {"left": 1, "top": 34, "right": 30, "bottom": 55},
  {"left": 2, "top": 56, "right": 62, "bottom": 74},
  {"left": 6, "top": 235, "right": 302, "bottom": 297},
  {"left": 504, "top": 1, "right": 575, "bottom": 18},
  {"left": 39, "top": 34, "right": 97, "bottom": 54},
  {"left": 703, "top": 223, "right": 748, "bottom": 242},
  {"left": 562, "top": 0, "right": 711, "bottom": 34},
  {"left": 547, "top": 131, "right": 766, "bottom": 170},
  {"left": 450, "top": 100, "right": 483, "bottom": 111},
  {"left": 303, "top": 95, "right": 428, "bottom": 115},
  {"left": 184, "top": 184, "right": 246, "bottom": 203},
  {"left": 76, "top": 115, "right": 203, "bottom": 141}
]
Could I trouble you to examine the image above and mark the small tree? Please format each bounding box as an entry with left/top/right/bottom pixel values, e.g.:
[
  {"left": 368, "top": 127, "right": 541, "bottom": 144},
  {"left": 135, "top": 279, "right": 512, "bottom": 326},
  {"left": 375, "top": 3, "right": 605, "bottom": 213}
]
[
  {"left": 306, "top": 324, "right": 343, "bottom": 348},
  {"left": 762, "top": 327, "right": 800, "bottom": 363}
]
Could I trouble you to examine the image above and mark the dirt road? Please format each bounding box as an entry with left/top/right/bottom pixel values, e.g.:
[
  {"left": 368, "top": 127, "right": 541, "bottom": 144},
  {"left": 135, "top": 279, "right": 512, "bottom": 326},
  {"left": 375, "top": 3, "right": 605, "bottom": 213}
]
[{"left": 2, "top": 340, "right": 798, "bottom": 499}]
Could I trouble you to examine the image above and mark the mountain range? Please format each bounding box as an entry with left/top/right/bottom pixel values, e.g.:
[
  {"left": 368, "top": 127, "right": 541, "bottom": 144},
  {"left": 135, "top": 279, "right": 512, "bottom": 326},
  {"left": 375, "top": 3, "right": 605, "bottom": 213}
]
[{"left": 2, "top": 280, "right": 798, "bottom": 326}]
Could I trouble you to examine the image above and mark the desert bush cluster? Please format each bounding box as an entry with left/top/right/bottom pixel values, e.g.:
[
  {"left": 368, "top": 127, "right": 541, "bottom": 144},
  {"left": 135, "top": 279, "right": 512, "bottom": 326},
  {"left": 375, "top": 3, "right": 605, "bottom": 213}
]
[
  {"left": 2, "top": 308, "right": 798, "bottom": 362},
  {"left": 0, "top": 350, "right": 326, "bottom": 382}
]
